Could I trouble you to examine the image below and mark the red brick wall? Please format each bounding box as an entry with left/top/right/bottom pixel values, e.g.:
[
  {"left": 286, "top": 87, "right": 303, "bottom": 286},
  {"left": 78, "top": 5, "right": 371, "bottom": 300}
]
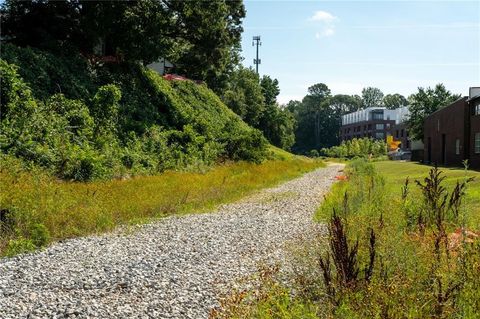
[
  {"left": 469, "top": 99, "right": 480, "bottom": 169},
  {"left": 423, "top": 98, "right": 468, "bottom": 167}
]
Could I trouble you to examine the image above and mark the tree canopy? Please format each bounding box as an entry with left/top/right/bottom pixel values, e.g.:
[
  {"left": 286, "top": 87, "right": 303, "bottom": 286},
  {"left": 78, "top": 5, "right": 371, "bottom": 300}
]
[
  {"left": 0, "top": 0, "right": 245, "bottom": 91},
  {"left": 361, "top": 87, "right": 384, "bottom": 107},
  {"left": 407, "top": 84, "right": 461, "bottom": 140},
  {"left": 383, "top": 93, "right": 408, "bottom": 109}
]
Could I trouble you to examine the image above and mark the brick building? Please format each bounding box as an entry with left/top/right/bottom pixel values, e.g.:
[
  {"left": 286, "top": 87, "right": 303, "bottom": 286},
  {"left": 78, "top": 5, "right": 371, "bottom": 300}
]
[
  {"left": 340, "top": 107, "right": 411, "bottom": 148},
  {"left": 423, "top": 87, "right": 480, "bottom": 169}
]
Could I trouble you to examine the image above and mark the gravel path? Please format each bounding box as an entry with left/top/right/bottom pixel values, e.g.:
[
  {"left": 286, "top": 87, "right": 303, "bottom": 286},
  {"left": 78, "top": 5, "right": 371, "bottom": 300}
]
[{"left": 0, "top": 164, "right": 343, "bottom": 319}]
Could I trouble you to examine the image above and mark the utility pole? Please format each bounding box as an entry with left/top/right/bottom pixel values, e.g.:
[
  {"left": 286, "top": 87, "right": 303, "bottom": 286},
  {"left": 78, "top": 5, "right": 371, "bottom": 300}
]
[{"left": 252, "top": 35, "right": 261, "bottom": 74}]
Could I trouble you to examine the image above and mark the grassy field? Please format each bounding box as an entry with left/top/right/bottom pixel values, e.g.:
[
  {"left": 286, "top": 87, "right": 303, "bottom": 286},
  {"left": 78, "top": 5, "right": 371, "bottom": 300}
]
[
  {"left": 214, "top": 159, "right": 480, "bottom": 318},
  {"left": 0, "top": 147, "right": 324, "bottom": 256},
  {"left": 373, "top": 161, "right": 480, "bottom": 228}
]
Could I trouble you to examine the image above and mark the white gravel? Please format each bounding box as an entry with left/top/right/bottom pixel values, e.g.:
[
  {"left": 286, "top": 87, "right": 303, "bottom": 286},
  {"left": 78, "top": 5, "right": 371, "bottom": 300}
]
[{"left": 0, "top": 164, "right": 343, "bottom": 319}]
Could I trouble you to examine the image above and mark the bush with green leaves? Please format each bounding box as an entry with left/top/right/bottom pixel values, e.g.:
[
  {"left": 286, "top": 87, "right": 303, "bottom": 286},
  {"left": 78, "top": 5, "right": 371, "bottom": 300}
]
[{"left": 321, "top": 137, "right": 387, "bottom": 159}]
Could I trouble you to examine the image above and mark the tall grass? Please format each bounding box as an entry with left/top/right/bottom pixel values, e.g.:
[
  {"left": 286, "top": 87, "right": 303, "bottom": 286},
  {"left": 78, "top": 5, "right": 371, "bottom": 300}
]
[
  {"left": 214, "top": 159, "right": 480, "bottom": 318},
  {"left": 0, "top": 153, "right": 324, "bottom": 256}
]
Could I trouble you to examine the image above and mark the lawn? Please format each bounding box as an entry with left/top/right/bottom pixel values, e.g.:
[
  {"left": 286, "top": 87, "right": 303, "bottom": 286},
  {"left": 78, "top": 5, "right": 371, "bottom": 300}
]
[{"left": 373, "top": 161, "right": 480, "bottom": 228}]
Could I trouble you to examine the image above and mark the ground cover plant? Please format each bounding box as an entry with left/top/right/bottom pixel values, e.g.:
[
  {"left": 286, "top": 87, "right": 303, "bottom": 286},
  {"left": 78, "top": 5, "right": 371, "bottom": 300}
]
[
  {"left": 0, "top": 45, "right": 268, "bottom": 182},
  {"left": 212, "top": 159, "right": 480, "bottom": 318},
  {"left": 0, "top": 151, "right": 323, "bottom": 257}
]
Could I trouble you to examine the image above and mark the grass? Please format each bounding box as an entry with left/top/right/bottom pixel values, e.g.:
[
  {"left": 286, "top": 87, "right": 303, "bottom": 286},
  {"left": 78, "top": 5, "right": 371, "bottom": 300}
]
[
  {"left": 373, "top": 161, "right": 480, "bottom": 228},
  {"left": 0, "top": 148, "right": 324, "bottom": 256},
  {"left": 215, "top": 159, "right": 480, "bottom": 318}
]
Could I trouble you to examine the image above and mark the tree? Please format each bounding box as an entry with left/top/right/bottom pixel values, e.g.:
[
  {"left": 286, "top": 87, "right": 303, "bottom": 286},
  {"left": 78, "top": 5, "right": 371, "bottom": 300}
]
[
  {"left": 258, "top": 76, "right": 295, "bottom": 150},
  {"left": 289, "top": 83, "right": 334, "bottom": 152},
  {"left": 222, "top": 66, "right": 264, "bottom": 127},
  {"left": 0, "top": 0, "right": 245, "bottom": 92},
  {"left": 407, "top": 84, "right": 461, "bottom": 140},
  {"left": 307, "top": 83, "right": 331, "bottom": 99},
  {"left": 328, "top": 94, "right": 362, "bottom": 115},
  {"left": 383, "top": 93, "right": 408, "bottom": 109},
  {"left": 260, "top": 76, "right": 280, "bottom": 106},
  {"left": 362, "top": 87, "right": 384, "bottom": 107}
]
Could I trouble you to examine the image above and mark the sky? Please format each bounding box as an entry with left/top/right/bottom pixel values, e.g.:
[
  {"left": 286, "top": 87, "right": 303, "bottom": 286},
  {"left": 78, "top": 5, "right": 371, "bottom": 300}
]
[{"left": 240, "top": 0, "right": 480, "bottom": 104}]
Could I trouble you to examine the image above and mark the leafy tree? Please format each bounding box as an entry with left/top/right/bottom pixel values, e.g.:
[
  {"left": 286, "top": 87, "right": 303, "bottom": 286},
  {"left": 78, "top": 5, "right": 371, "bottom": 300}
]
[
  {"left": 260, "top": 76, "right": 280, "bottom": 106},
  {"left": 328, "top": 94, "right": 362, "bottom": 115},
  {"left": 307, "top": 83, "right": 331, "bottom": 99},
  {"left": 221, "top": 66, "right": 264, "bottom": 127},
  {"left": 407, "top": 84, "right": 461, "bottom": 140},
  {"left": 289, "top": 83, "right": 333, "bottom": 152},
  {"left": 259, "top": 104, "right": 296, "bottom": 150},
  {"left": 0, "top": 0, "right": 245, "bottom": 91},
  {"left": 383, "top": 93, "right": 408, "bottom": 109},
  {"left": 362, "top": 87, "right": 384, "bottom": 107},
  {"left": 258, "top": 76, "right": 295, "bottom": 150}
]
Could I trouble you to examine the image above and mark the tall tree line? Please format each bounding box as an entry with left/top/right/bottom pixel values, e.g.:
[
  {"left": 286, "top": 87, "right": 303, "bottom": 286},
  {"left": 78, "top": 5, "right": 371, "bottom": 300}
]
[{"left": 0, "top": 0, "right": 245, "bottom": 93}]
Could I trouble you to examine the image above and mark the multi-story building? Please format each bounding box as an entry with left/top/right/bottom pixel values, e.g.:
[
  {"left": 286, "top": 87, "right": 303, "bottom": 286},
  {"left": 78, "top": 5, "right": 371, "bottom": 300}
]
[
  {"left": 424, "top": 87, "right": 480, "bottom": 169},
  {"left": 340, "top": 106, "right": 410, "bottom": 148}
]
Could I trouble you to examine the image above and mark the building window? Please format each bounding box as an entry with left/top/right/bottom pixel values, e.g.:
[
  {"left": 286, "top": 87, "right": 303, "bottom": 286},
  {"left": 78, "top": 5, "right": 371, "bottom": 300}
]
[
  {"left": 396, "top": 130, "right": 399, "bottom": 138},
  {"left": 475, "top": 102, "right": 480, "bottom": 115},
  {"left": 455, "top": 139, "right": 460, "bottom": 155},
  {"left": 401, "top": 129, "right": 404, "bottom": 137},
  {"left": 476, "top": 133, "right": 480, "bottom": 154},
  {"left": 375, "top": 132, "right": 384, "bottom": 139},
  {"left": 372, "top": 112, "right": 383, "bottom": 120},
  {"left": 375, "top": 124, "right": 384, "bottom": 130}
]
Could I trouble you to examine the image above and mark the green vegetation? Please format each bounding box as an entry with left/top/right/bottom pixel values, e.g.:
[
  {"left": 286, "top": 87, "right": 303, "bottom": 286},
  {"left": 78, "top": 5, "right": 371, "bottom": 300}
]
[
  {"left": 222, "top": 67, "right": 296, "bottom": 150},
  {"left": 0, "top": 151, "right": 324, "bottom": 256},
  {"left": 0, "top": 0, "right": 245, "bottom": 92},
  {"left": 215, "top": 160, "right": 480, "bottom": 318},
  {"left": 321, "top": 137, "right": 387, "bottom": 159},
  {"left": 407, "top": 84, "right": 461, "bottom": 140},
  {"left": 1, "top": 45, "right": 268, "bottom": 181}
]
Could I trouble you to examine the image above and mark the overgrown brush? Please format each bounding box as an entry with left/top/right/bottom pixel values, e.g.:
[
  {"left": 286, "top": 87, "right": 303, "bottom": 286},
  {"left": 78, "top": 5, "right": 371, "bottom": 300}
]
[
  {"left": 0, "top": 45, "right": 268, "bottom": 181},
  {"left": 214, "top": 160, "right": 480, "bottom": 318}
]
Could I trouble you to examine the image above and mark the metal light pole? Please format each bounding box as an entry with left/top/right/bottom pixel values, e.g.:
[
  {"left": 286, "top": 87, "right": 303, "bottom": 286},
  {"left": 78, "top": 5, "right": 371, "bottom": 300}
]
[{"left": 252, "top": 36, "right": 261, "bottom": 74}]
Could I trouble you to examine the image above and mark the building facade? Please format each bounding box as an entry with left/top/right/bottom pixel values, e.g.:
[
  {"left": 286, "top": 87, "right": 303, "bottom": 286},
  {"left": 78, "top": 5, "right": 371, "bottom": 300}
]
[
  {"left": 340, "top": 107, "right": 411, "bottom": 149},
  {"left": 423, "top": 87, "right": 480, "bottom": 169}
]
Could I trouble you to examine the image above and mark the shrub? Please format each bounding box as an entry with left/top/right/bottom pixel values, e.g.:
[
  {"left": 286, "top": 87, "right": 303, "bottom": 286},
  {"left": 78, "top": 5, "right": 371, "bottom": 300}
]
[
  {"left": 29, "top": 223, "right": 50, "bottom": 248},
  {"left": 321, "top": 138, "right": 387, "bottom": 159}
]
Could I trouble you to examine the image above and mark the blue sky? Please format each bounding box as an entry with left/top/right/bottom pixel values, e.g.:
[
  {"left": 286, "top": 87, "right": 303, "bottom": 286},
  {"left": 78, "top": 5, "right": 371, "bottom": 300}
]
[{"left": 240, "top": 1, "right": 480, "bottom": 104}]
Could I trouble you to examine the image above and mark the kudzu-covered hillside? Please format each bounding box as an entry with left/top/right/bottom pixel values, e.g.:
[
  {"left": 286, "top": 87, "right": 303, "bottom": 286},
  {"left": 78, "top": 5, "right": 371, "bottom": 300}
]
[{"left": 0, "top": 45, "right": 268, "bottom": 181}]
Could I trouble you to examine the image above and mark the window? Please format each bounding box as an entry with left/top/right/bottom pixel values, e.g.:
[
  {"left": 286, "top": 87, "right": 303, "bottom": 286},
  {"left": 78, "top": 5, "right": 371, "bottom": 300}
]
[
  {"left": 375, "top": 124, "right": 384, "bottom": 130},
  {"left": 455, "top": 139, "right": 460, "bottom": 155},
  {"left": 396, "top": 130, "right": 399, "bottom": 138},
  {"left": 476, "top": 133, "right": 480, "bottom": 154},
  {"left": 475, "top": 102, "right": 480, "bottom": 115},
  {"left": 401, "top": 129, "right": 404, "bottom": 137},
  {"left": 375, "top": 132, "right": 384, "bottom": 139}
]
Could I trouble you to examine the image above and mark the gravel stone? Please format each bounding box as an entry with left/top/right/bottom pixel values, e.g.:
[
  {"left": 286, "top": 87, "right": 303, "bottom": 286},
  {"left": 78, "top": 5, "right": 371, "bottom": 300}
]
[{"left": 0, "top": 164, "right": 343, "bottom": 318}]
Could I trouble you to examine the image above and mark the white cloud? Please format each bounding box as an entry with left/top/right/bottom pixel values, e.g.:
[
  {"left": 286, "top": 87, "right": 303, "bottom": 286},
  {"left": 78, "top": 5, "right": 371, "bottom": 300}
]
[
  {"left": 315, "top": 27, "right": 335, "bottom": 39},
  {"left": 310, "top": 10, "right": 337, "bottom": 40},
  {"left": 310, "top": 11, "right": 337, "bottom": 23}
]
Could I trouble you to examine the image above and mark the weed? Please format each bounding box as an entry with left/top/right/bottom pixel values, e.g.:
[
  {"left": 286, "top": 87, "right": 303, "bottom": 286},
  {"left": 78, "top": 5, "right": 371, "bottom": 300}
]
[{"left": 5, "top": 238, "right": 36, "bottom": 257}]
